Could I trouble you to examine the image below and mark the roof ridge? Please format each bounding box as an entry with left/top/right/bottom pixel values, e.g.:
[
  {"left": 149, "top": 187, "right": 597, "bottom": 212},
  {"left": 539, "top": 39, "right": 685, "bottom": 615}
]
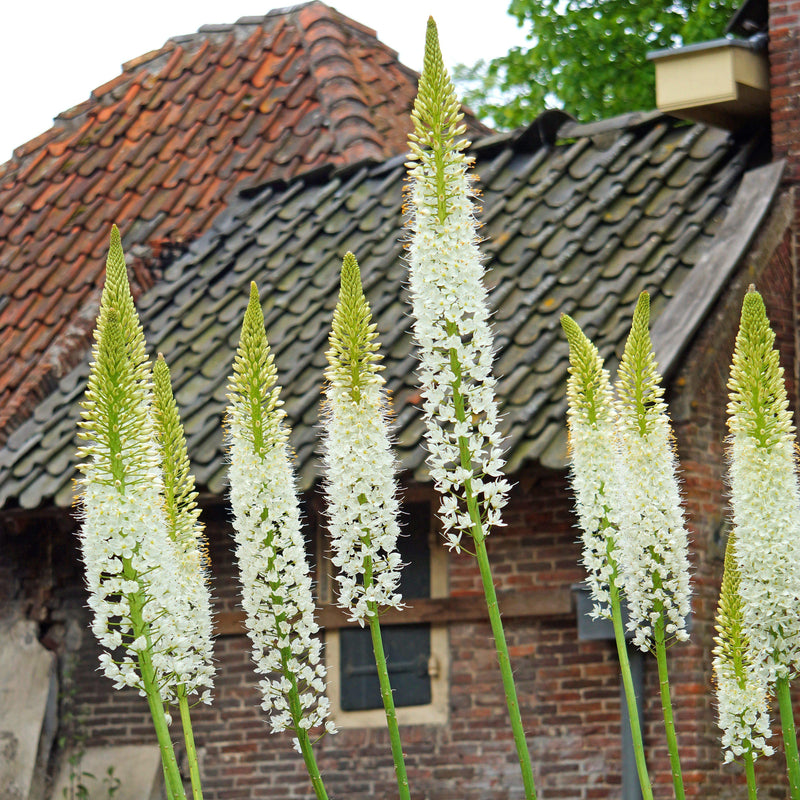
[
  {"left": 295, "top": 3, "right": 388, "bottom": 163},
  {"left": 556, "top": 109, "right": 668, "bottom": 141}
]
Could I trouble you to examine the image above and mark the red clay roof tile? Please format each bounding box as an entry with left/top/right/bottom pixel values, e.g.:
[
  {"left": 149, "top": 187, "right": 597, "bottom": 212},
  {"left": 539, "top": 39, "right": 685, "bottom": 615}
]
[{"left": 0, "top": 1, "right": 490, "bottom": 444}]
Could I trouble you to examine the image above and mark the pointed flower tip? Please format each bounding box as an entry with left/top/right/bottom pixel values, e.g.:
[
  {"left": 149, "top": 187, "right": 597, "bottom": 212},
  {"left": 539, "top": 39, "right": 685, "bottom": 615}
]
[
  {"left": 340, "top": 252, "right": 361, "bottom": 292},
  {"left": 423, "top": 16, "right": 442, "bottom": 63},
  {"left": 560, "top": 313, "right": 593, "bottom": 355},
  {"left": 742, "top": 287, "right": 765, "bottom": 315},
  {"left": 245, "top": 283, "right": 264, "bottom": 322}
]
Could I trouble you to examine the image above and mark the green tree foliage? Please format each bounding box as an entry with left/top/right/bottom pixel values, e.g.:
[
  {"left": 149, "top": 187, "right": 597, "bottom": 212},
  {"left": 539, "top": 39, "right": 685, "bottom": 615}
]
[{"left": 453, "top": 0, "right": 739, "bottom": 128}]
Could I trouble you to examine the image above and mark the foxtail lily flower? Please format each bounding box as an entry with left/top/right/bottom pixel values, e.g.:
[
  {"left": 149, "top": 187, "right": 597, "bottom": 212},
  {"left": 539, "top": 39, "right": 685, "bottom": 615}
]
[
  {"left": 713, "top": 530, "right": 774, "bottom": 764},
  {"left": 726, "top": 287, "right": 800, "bottom": 682},
  {"left": 614, "top": 293, "right": 691, "bottom": 652},
  {"left": 405, "top": 17, "right": 509, "bottom": 553},
  {"left": 321, "top": 252, "right": 403, "bottom": 624},
  {"left": 561, "top": 313, "right": 620, "bottom": 619},
  {"left": 77, "top": 226, "right": 212, "bottom": 704},
  {"left": 152, "top": 354, "right": 215, "bottom": 703},
  {"left": 226, "top": 282, "right": 334, "bottom": 739}
]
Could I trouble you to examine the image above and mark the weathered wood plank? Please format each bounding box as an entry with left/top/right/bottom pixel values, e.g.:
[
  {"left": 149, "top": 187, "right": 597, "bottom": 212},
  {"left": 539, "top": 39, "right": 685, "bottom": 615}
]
[{"left": 215, "top": 588, "right": 574, "bottom": 636}]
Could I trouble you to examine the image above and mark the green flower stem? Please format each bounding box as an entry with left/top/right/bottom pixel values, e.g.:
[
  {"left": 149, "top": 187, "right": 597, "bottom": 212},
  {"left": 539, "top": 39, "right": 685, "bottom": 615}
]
[
  {"left": 294, "top": 727, "right": 328, "bottom": 800},
  {"left": 609, "top": 579, "right": 653, "bottom": 800},
  {"left": 446, "top": 339, "right": 536, "bottom": 800},
  {"left": 743, "top": 749, "right": 758, "bottom": 800},
  {"left": 127, "top": 573, "right": 185, "bottom": 800},
  {"left": 364, "top": 552, "right": 411, "bottom": 800},
  {"left": 776, "top": 676, "right": 800, "bottom": 799},
  {"left": 177, "top": 688, "right": 203, "bottom": 800},
  {"left": 272, "top": 604, "right": 328, "bottom": 800},
  {"left": 471, "top": 531, "right": 537, "bottom": 800},
  {"left": 281, "top": 648, "right": 329, "bottom": 800},
  {"left": 653, "top": 614, "right": 685, "bottom": 800}
]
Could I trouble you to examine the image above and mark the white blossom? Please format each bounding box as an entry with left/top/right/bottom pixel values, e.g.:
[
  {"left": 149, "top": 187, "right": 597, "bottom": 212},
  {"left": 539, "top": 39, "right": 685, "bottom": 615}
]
[
  {"left": 321, "top": 252, "right": 403, "bottom": 625},
  {"left": 727, "top": 287, "right": 800, "bottom": 683},
  {"left": 561, "top": 313, "right": 621, "bottom": 619},
  {"left": 713, "top": 530, "right": 774, "bottom": 763},
  {"left": 152, "top": 355, "right": 215, "bottom": 702},
  {"left": 613, "top": 293, "right": 691, "bottom": 651},
  {"left": 227, "top": 282, "right": 334, "bottom": 737},
  {"left": 405, "top": 25, "right": 509, "bottom": 550},
  {"left": 77, "top": 226, "right": 215, "bottom": 706}
]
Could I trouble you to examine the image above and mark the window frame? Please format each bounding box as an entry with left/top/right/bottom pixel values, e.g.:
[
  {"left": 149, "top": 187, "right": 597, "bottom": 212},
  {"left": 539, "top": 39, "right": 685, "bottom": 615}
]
[{"left": 313, "top": 487, "right": 450, "bottom": 728}]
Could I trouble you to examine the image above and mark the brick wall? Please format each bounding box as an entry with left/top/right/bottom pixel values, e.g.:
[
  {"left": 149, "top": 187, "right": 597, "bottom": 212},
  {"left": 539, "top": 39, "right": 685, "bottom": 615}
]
[
  {"left": 2, "top": 210, "right": 799, "bottom": 796},
  {"left": 0, "top": 438, "right": 787, "bottom": 799},
  {"left": 770, "top": 0, "right": 800, "bottom": 185}
]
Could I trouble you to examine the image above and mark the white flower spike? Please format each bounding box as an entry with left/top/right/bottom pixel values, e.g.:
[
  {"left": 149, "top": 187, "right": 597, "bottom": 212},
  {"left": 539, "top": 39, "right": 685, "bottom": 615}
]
[
  {"left": 726, "top": 286, "right": 800, "bottom": 683},
  {"left": 152, "top": 354, "right": 215, "bottom": 703},
  {"left": 713, "top": 530, "right": 774, "bottom": 764},
  {"left": 561, "top": 313, "right": 620, "bottom": 619},
  {"left": 614, "top": 292, "right": 691, "bottom": 651},
  {"left": 405, "top": 17, "right": 509, "bottom": 552},
  {"left": 77, "top": 226, "right": 210, "bottom": 704},
  {"left": 226, "top": 282, "right": 334, "bottom": 738},
  {"left": 321, "top": 251, "right": 403, "bottom": 625}
]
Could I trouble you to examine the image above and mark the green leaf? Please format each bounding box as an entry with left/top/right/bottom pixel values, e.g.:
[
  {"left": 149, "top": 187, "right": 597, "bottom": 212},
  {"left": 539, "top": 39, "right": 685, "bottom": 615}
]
[{"left": 454, "top": 0, "right": 739, "bottom": 127}]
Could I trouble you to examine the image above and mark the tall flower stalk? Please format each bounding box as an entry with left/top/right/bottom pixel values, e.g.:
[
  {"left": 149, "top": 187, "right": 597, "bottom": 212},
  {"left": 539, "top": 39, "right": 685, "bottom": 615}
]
[
  {"left": 226, "top": 282, "right": 334, "bottom": 800},
  {"left": 78, "top": 226, "right": 215, "bottom": 800},
  {"left": 321, "top": 252, "right": 409, "bottom": 800},
  {"left": 405, "top": 18, "right": 533, "bottom": 799},
  {"left": 152, "top": 354, "right": 215, "bottom": 800},
  {"left": 726, "top": 286, "right": 800, "bottom": 799},
  {"left": 614, "top": 292, "right": 691, "bottom": 800},
  {"left": 561, "top": 313, "right": 653, "bottom": 800},
  {"left": 712, "top": 530, "right": 774, "bottom": 798}
]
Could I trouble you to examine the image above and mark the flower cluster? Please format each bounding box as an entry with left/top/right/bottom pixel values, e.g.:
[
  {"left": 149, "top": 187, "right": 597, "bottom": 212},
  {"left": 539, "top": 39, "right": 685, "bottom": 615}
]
[
  {"left": 405, "top": 18, "right": 509, "bottom": 551},
  {"left": 152, "top": 354, "right": 215, "bottom": 702},
  {"left": 726, "top": 287, "right": 800, "bottom": 684},
  {"left": 713, "top": 530, "right": 774, "bottom": 763},
  {"left": 561, "top": 313, "right": 620, "bottom": 619},
  {"left": 78, "top": 226, "right": 214, "bottom": 704},
  {"left": 226, "top": 282, "right": 334, "bottom": 737},
  {"left": 614, "top": 293, "right": 691, "bottom": 651},
  {"left": 321, "top": 252, "right": 403, "bottom": 625}
]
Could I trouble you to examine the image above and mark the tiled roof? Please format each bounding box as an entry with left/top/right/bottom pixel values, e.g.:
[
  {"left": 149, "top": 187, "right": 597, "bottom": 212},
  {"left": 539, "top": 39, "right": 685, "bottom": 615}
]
[
  {"left": 0, "top": 111, "right": 777, "bottom": 510},
  {"left": 0, "top": 1, "right": 490, "bottom": 445}
]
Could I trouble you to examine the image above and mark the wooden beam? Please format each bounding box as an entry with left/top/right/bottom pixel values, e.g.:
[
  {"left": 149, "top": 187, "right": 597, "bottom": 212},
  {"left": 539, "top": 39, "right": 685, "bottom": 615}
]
[{"left": 215, "top": 588, "right": 574, "bottom": 637}]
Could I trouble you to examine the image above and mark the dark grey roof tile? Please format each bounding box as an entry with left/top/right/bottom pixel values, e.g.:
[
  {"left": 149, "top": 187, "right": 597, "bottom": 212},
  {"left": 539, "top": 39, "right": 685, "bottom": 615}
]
[{"left": 0, "top": 113, "right": 773, "bottom": 508}]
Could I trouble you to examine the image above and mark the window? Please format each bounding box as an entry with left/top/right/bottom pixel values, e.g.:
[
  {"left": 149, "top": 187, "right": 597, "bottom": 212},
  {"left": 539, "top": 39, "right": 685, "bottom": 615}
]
[{"left": 316, "top": 494, "right": 449, "bottom": 727}]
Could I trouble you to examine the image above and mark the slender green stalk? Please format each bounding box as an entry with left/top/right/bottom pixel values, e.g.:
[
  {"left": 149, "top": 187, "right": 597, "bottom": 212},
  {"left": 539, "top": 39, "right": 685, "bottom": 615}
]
[
  {"left": 472, "top": 530, "right": 537, "bottom": 799},
  {"left": 743, "top": 749, "right": 758, "bottom": 800},
  {"left": 293, "top": 727, "right": 328, "bottom": 800},
  {"left": 280, "top": 646, "right": 329, "bottom": 800},
  {"left": 177, "top": 688, "right": 203, "bottom": 800},
  {"left": 609, "top": 580, "right": 653, "bottom": 800},
  {"left": 361, "top": 547, "right": 410, "bottom": 800},
  {"left": 128, "top": 582, "right": 185, "bottom": 800},
  {"left": 368, "top": 606, "right": 411, "bottom": 800},
  {"left": 448, "top": 340, "right": 536, "bottom": 800},
  {"left": 653, "top": 615, "right": 685, "bottom": 800},
  {"left": 776, "top": 676, "right": 800, "bottom": 799}
]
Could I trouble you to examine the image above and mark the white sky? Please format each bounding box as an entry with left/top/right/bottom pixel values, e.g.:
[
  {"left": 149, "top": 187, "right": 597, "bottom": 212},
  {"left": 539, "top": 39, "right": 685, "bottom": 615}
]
[{"left": 0, "top": 1, "right": 530, "bottom": 164}]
